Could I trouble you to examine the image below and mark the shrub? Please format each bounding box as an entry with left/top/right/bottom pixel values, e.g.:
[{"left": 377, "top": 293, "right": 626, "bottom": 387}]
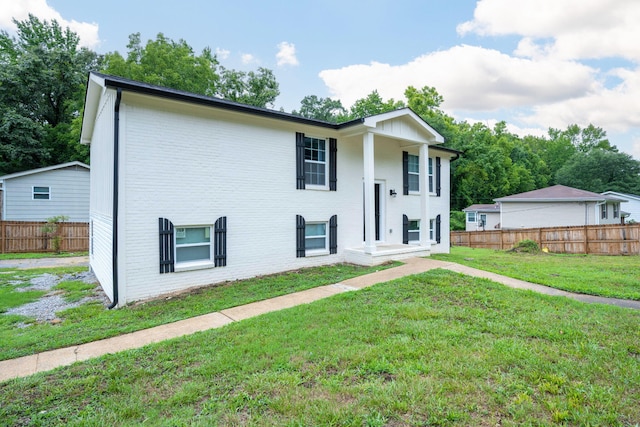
[{"left": 510, "top": 239, "right": 540, "bottom": 254}]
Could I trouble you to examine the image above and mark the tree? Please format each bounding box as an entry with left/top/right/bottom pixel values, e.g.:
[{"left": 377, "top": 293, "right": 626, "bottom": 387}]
[
  {"left": 102, "top": 33, "right": 279, "bottom": 109},
  {"left": 555, "top": 149, "right": 640, "bottom": 194},
  {"left": 344, "top": 90, "right": 405, "bottom": 120},
  {"left": 292, "top": 95, "right": 346, "bottom": 123},
  {"left": 0, "top": 15, "right": 98, "bottom": 174},
  {"left": 217, "top": 67, "right": 279, "bottom": 108}
]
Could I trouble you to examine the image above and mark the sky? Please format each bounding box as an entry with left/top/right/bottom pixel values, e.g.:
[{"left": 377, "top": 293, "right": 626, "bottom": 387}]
[{"left": 2, "top": 0, "right": 640, "bottom": 159}]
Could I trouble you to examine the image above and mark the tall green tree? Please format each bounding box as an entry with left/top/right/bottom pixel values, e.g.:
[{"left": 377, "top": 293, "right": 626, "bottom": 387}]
[
  {"left": 292, "top": 95, "right": 346, "bottom": 123},
  {"left": 102, "top": 33, "right": 279, "bottom": 108},
  {"left": 343, "top": 90, "right": 405, "bottom": 120},
  {"left": 0, "top": 15, "right": 98, "bottom": 174},
  {"left": 556, "top": 149, "right": 640, "bottom": 194}
]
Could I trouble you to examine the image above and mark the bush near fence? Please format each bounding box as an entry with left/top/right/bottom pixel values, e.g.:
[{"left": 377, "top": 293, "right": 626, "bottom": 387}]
[
  {"left": 0, "top": 221, "right": 89, "bottom": 253},
  {"left": 451, "top": 223, "right": 640, "bottom": 255}
]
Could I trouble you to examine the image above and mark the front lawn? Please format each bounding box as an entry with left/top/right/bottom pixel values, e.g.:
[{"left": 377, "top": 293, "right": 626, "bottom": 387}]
[
  {"left": 432, "top": 246, "right": 640, "bottom": 300},
  {"left": 0, "top": 263, "right": 395, "bottom": 361},
  {"left": 2, "top": 270, "right": 638, "bottom": 425}
]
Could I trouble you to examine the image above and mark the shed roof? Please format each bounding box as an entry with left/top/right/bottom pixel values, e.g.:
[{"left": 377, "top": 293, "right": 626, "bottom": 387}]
[
  {"left": 463, "top": 203, "right": 500, "bottom": 212},
  {"left": 0, "top": 161, "right": 89, "bottom": 181},
  {"left": 495, "top": 185, "right": 626, "bottom": 203}
]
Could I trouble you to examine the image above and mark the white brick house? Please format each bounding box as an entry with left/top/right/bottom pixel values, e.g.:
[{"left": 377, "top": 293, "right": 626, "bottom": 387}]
[{"left": 81, "top": 72, "right": 459, "bottom": 306}]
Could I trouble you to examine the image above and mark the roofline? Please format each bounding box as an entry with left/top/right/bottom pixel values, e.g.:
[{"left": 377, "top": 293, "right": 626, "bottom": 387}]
[
  {"left": 429, "top": 145, "right": 463, "bottom": 156},
  {"left": 602, "top": 191, "right": 640, "bottom": 202},
  {"left": 90, "top": 72, "right": 364, "bottom": 130},
  {"left": 0, "top": 161, "right": 89, "bottom": 181},
  {"left": 495, "top": 197, "right": 623, "bottom": 203}
]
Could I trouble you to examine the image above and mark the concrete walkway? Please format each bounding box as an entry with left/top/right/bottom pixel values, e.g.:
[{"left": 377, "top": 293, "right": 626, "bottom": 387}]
[{"left": 1, "top": 257, "right": 638, "bottom": 383}]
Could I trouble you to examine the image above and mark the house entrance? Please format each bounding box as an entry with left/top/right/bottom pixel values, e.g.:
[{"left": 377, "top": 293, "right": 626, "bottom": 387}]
[{"left": 363, "top": 181, "right": 385, "bottom": 242}]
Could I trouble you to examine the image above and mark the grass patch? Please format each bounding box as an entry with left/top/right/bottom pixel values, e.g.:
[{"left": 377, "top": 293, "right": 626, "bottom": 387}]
[
  {"left": 0, "top": 263, "right": 396, "bottom": 361},
  {"left": 1, "top": 270, "right": 638, "bottom": 425},
  {"left": 53, "top": 280, "right": 96, "bottom": 303},
  {"left": 432, "top": 246, "right": 640, "bottom": 301},
  {"left": 0, "top": 252, "right": 87, "bottom": 260}
]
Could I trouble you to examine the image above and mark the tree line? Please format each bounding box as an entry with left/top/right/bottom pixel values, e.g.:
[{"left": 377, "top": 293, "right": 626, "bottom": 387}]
[{"left": 2, "top": 15, "right": 640, "bottom": 213}]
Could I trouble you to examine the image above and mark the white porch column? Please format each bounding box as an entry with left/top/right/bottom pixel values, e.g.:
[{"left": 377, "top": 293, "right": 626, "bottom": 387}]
[
  {"left": 419, "top": 143, "right": 431, "bottom": 248},
  {"left": 363, "top": 132, "right": 376, "bottom": 254}
]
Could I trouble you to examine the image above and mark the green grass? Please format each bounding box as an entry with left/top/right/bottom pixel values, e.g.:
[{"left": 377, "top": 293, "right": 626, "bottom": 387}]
[
  {"left": 0, "top": 263, "right": 397, "bottom": 361},
  {"left": 1, "top": 270, "right": 638, "bottom": 426},
  {"left": 432, "top": 246, "right": 640, "bottom": 301},
  {"left": 0, "top": 252, "right": 88, "bottom": 260}
]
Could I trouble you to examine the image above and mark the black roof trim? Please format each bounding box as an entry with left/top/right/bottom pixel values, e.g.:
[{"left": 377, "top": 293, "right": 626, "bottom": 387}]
[
  {"left": 429, "top": 145, "right": 463, "bottom": 156},
  {"left": 91, "top": 72, "right": 364, "bottom": 130}
]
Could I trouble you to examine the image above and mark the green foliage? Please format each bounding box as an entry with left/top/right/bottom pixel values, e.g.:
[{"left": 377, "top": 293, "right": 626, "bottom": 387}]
[
  {"left": 450, "top": 210, "right": 466, "bottom": 231},
  {"left": 556, "top": 148, "right": 640, "bottom": 193},
  {"left": 2, "top": 270, "right": 638, "bottom": 425},
  {"left": 102, "top": 33, "right": 280, "bottom": 108},
  {"left": 343, "top": 90, "right": 405, "bottom": 120},
  {"left": 0, "top": 15, "right": 97, "bottom": 174},
  {"left": 292, "top": 95, "right": 346, "bottom": 123},
  {"left": 511, "top": 239, "right": 540, "bottom": 253},
  {"left": 40, "top": 215, "right": 69, "bottom": 253}
]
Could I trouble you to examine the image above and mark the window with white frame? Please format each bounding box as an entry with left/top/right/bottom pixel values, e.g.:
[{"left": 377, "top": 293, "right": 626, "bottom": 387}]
[
  {"left": 33, "top": 186, "right": 50, "bottom": 200},
  {"left": 601, "top": 204, "right": 608, "bottom": 219},
  {"left": 408, "top": 154, "right": 419, "bottom": 192},
  {"left": 408, "top": 220, "right": 420, "bottom": 243},
  {"left": 428, "top": 157, "right": 434, "bottom": 193},
  {"left": 304, "top": 136, "right": 326, "bottom": 186},
  {"left": 613, "top": 203, "right": 619, "bottom": 218},
  {"left": 175, "top": 226, "right": 212, "bottom": 264},
  {"left": 430, "top": 219, "right": 435, "bottom": 241},
  {"left": 305, "top": 222, "right": 327, "bottom": 252},
  {"left": 467, "top": 212, "right": 477, "bottom": 222}
]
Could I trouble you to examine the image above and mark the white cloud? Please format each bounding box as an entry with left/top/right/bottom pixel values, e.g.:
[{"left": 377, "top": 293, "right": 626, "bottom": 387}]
[
  {"left": 241, "top": 53, "right": 258, "bottom": 65},
  {"left": 0, "top": 0, "right": 100, "bottom": 48},
  {"left": 458, "top": 0, "right": 640, "bottom": 61},
  {"left": 276, "top": 41, "right": 299, "bottom": 67},
  {"left": 319, "top": 45, "right": 596, "bottom": 111},
  {"left": 215, "top": 48, "right": 230, "bottom": 60}
]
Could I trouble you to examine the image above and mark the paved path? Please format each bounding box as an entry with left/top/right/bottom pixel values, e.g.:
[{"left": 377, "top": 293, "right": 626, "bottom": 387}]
[
  {"left": 1, "top": 257, "right": 638, "bottom": 383},
  {"left": 0, "top": 256, "right": 89, "bottom": 269}
]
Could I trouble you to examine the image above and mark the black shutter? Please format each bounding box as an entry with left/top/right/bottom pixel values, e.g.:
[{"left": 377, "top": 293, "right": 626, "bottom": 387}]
[
  {"left": 214, "top": 216, "right": 227, "bottom": 267},
  {"left": 159, "top": 218, "right": 175, "bottom": 274},
  {"left": 296, "top": 132, "right": 306, "bottom": 190},
  {"left": 296, "top": 215, "right": 306, "bottom": 257},
  {"left": 329, "top": 215, "right": 338, "bottom": 254},
  {"left": 402, "top": 214, "right": 409, "bottom": 244},
  {"left": 329, "top": 138, "right": 337, "bottom": 191},
  {"left": 436, "top": 156, "right": 441, "bottom": 197},
  {"left": 436, "top": 214, "right": 442, "bottom": 244},
  {"left": 402, "top": 151, "right": 409, "bottom": 195}
]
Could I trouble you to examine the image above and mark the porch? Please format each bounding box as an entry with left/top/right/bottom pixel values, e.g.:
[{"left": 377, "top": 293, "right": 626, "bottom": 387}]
[{"left": 344, "top": 243, "right": 431, "bottom": 266}]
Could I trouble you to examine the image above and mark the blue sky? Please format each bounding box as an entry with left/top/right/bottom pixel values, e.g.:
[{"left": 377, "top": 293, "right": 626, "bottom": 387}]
[{"left": 2, "top": 0, "right": 640, "bottom": 159}]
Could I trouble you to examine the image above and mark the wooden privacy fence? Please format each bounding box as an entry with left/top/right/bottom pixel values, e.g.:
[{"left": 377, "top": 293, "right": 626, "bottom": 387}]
[
  {"left": 0, "top": 221, "right": 89, "bottom": 254},
  {"left": 451, "top": 223, "right": 640, "bottom": 255}
]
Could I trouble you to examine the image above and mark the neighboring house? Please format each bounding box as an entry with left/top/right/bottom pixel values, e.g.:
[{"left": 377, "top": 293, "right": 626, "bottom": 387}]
[
  {"left": 0, "top": 162, "right": 90, "bottom": 222},
  {"left": 462, "top": 203, "right": 500, "bottom": 231},
  {"left": 494, "top": 185, "right": 626, "bottom": 229},
  {"left": 601, "top": 191, "right": 640, "bottom": 223},
  {"left": 81, "top": 72, "right": 460, "bottom": 306}
]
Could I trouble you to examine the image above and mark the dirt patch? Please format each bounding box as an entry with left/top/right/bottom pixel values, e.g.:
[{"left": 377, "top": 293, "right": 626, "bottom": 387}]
[{"left": 4, "top": 271, "right": 109, "bottom": 323}]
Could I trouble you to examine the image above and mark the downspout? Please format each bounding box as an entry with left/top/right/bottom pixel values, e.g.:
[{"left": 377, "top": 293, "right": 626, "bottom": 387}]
[{"left": 108, "top": 88, "right": 122, "bottom": 309}]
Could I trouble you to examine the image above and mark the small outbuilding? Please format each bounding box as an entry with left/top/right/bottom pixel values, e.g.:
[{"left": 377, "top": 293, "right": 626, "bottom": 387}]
[{"left": 0, "top": 161, "right": 90, "bottom": 222}]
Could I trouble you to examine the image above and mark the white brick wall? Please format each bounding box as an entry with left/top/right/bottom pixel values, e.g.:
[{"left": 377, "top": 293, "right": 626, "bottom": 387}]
[{"left": 89, "top": 90, "right": 454, "bottom": 304}]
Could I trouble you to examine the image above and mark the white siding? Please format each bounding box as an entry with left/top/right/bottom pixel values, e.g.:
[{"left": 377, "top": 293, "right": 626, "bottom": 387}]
[
  {"left": 88, "top": 90, "right": 117, "bottom": 300},
  {"left": 89, "top": 91, "right": 453, "bottom": 304},
  {"left": 501, "top": 201, "right": 599, "bottom": 228},
  {"left": 465, "top": 212, "right": 500, "bottom": 232},
  {"left": 2, "top": 166, "right": 89, "bottom": 221}
]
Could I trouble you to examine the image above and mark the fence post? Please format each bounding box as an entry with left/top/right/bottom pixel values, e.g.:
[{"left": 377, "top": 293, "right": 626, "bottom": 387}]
[
  {"left": 584, "top": 225, "right": 589, "bottom": 254},
  {"left": 0, "top": 221, "right": 4, "bottom": 254}
]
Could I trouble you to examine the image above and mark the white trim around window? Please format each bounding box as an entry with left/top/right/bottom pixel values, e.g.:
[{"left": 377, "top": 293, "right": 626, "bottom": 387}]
[
  {"left": 305, "top": 221, "right": 329, "bottom": 255},
  {"left": 467, "top": 212, "right": 477, "bottom": 223},
  {"left": 175, "top": 225, "right": 214, "bottom": 269},
  {"left": 408, "top": 219, "right": 420, "bottom": 244},
  {"left": 33, "top": 186, "right": 50, "bottom": 200},
  {"left": 408, "top": 154, "right": 419, "bottom": 193},
  {"left": 304, "top": 136, "right": 328, "bottom": 189}
]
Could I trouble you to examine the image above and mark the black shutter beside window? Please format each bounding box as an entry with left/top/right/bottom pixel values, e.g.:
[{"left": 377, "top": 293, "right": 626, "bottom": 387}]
[
  {"left": 436, "top": 214, "right": 441, "bottom": 244},
  {"left": 329, "top": 215, "right": 338, "bottom": 254},
  {"left": 329, "top": 138, "right": 337, "bottom": 191},
  {"left": 296, "top": 215, "right": 306, "bottom": 257},
  {"left": 402, "top": 151, "right": 409, "bottom": 195},
  {"left": 214, "top": 216, "right": 227, "bottom": 267},
  {"left": 402, "top": 214, "right": 409, "bottom": 244},
  {"left": 159, "top": 217, "right": 175, "bottom": 274},
  {"left": 296, "top": 132, "right": 306, "bottom": 190},
  {"left": 436, "top": 156, "right": 441, "bottom": 197}
]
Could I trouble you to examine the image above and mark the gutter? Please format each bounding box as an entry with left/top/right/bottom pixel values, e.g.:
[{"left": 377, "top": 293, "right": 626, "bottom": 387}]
[{"left": 108, "top": 88, "right": 122, "bottom": 309}]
